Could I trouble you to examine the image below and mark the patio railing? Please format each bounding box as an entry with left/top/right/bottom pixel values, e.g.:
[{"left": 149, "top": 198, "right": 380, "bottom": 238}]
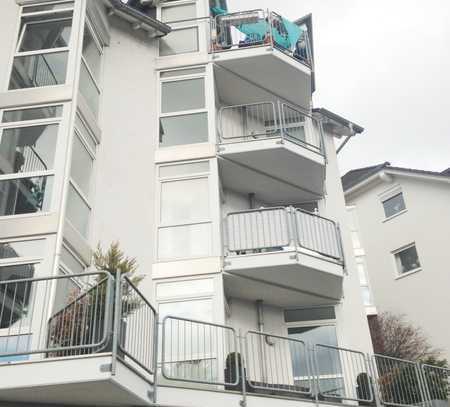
[
  {"left": 225, "top": 206, "right": 344, "bottom": 263},
  {"left": 219, "top": 101, "right": 323, "bottom": 155},
  {"left": 211, "top": 9, "right": 313, "bottom": 68}
]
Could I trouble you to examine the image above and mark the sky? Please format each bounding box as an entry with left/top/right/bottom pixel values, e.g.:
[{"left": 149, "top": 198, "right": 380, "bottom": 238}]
[{"left": 227, "top": 0, "right": 450, "bottom": 174}]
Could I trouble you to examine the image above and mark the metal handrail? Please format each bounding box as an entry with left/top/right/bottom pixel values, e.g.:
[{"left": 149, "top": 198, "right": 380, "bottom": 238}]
[
  {"left": 225, "top": 206, "right": 343, "bottom": 263},
  {"left": 211, "top": 9, "right": 313, "bottom": 68},
  {"left": 219, "top": 101, "right": 324, "bottom": 156},
  {"left": 161, "top": 315, "right": 240, "bottom": 387}
]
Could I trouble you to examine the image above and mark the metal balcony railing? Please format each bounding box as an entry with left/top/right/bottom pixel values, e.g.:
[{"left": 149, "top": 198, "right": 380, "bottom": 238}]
[
  {"left": 0, "top": 272, "right": 158, "bottom": 386},
  {"left": 211, "top": 9, "right": 313, "bottom": 68},
  {"left": 219, "top": 101, "right": 324, "bottom": 155},
  {"left": 160, "top": 318, "right": 449, "bottom": 407},
  {"left": 225, "top": 206, "right": 343, "bottom": 263}
]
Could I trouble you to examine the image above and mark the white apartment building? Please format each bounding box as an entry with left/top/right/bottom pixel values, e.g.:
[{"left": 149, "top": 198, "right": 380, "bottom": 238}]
[
  {"left": 343, "top": 162, "right": 450, "bottom": 360},
  {"left": 0, "top": 1, "right": 447, "bottom": 407}
]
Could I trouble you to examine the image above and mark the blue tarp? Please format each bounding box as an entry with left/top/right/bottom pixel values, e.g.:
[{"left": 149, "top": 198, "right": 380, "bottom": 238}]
[
  {"left": 237, "top": 16, "right": 304, "bottom": 50},
  {"left": 211, "top": 6, "right": 227, "bottom": 16}
]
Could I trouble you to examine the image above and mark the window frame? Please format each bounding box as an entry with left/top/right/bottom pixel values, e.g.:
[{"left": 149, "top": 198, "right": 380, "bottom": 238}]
[
  {"left": 380, "top": 186, "right": 407, "bottom": 221},
  {"left": 159, "top": 70, "right": 209, "bottom": 147},
  {"left": 7, "top": 3, "right": 76, "bottom": 91},
  {"left": 285, "top": 314, "right": 341, "bottom": 391},
  {"left": 0, "top": 237, "right": 45, "bottom": 341},
  {"left": 392, "top": 242, "right": 422, "bottom": 279},
  {"left": 79, "top": 18, "right": 103, "bottom": 117},
  {"left": 156, "top": 160, "right": 213, "bottom": 261},
  {"left": 0, "top": 104, "right": 64, "bottom": 218},
  {"left": 158, "top": 0, "right": 204, "bottom": 58}
]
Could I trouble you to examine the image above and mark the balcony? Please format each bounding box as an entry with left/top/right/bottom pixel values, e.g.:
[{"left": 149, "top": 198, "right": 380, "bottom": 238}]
[
  {"left": 218, "top": 102, "right": 326, "bottom": 204},
  {"left": 210, "top": 10, "right": 313, "bottom": 109},
  {"left": 0, "top": 272, "right": 157, "bottom": 406},
  {"left": 223, "top": 207, "right": 344, "bottom": 307}
]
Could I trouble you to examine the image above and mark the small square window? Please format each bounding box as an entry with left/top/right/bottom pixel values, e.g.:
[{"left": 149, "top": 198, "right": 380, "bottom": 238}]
[
  {"left": 382, "top": 192, "right": 406, "bottom": 218},
  {"left": 394, "top": 244, "right": 421, "bottom": 275}
]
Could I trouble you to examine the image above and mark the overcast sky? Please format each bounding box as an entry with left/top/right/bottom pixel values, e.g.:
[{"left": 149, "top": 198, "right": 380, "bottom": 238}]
[{"left": 227, "top": 0, "right": 450, "bottom": 174}]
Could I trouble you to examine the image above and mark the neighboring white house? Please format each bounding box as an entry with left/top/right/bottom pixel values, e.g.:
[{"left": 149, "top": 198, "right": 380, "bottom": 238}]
[
  {"left": 0, "top": 1, "right": 445, "bottom": 407},
  {"left": 343, "top": 162, "right": 450, "bottom": 361}
]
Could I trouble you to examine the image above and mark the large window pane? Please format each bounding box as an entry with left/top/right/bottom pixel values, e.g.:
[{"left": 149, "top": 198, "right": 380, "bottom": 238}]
[
  {"left": 9, "top": 51, "right": 68, "bottom": 89},
  {"left": 160, "top": 113, "right": 208, "bottom": 147},
  {"left": 0, "top": 176, "right": 53, "bottom": 216},
  {"left": 0, "top": 263, "right": 36, "bottom": 329},
  {"left": 19, "top": 19, "right": 72, "bottom": 52},
  {"left": 0, "top": 335, "right": 31, "bottom": 363},
  {"left": 70, "top": 134, "right": 93, "bottom": 198},
  {"left": 2, "top": 105, "right": 63, "bottom": 123},
  {"left": 0, "top": 239, "right": 45, "bottom": 259},
  {"left": 23, "top": 2, "right": 74, "bottom": 13},
  {"left": 82, "top": 27, "right": 101, "bottom": 81},
  {"left": 158, "top": 223, "right": 211, "bottom": 260},
  {"left": 382, "top": 193, "right": 406, "bottom": 218},
  {"left": 53, "top": 271, "right": 79, "bottom": 313},
  {"left": 395, "top": 245, "right": 421, "bottom": 274},
  {"left": 288, "top": 325, "right": 340, "bottom": 377},
  {"left": 161, "top": 78, "right": 204, "bottom": 113},
  {"left": 161, "top": 178, "right": 209, "bottom": 224},
  {"left": 0, "top": 124, "right": 58, "bottom": 175},
  {"left": 159, "top": 27, "right": 199, "bottom": 57},
  {"left": 79, "top": 61, "right": 99, "bottom": 117},
  {"left": 161, "top": 4, "right": 196, "bottom": 22},
  {"left": 285, "top": 307, "right": 336, "bottom": 323},
  {"left": 60, "top": 245, "right": 85, "bottom": 274},
  {"left": 66, "top": 184, "right": 90, "bottom": 238},
  {"left": 74, "top": 114, "right": 96, "bottom": 152}
]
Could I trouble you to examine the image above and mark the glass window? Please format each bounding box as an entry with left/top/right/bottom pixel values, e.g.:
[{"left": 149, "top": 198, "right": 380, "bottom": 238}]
[
  {"left": 289, "top": 325, "right": 342, "bottom": 394},
  {"left": 9, "top": 51, "right": 69, "bottom": 89},
  {"left": 159, "top": 299, "right": 213, "bottom": 322},
  {"left": 159, "top": 161, "right": 209, "bottom": 178},
  {"left": 0, "top": 124, "right": 58, "bottom": 175},
  {"left": 66, "top": 184, "right": 90, "bottom": 238},
  {"left": 161, "top": 78, "right": 205, "bottom": 113},
  {"left": 0, "top": 263, "right": 36, "bottom": 329},
  {"left": 160, "top": 113, "right": 208, "bottom": 147},
  {"left": 394, "top": 244, "right": 421, "bottom": 275},
  {"left": 82, "top": 26, "right": 101, "bottom": 81},
  {"left": 60, "top": 245, "right": 85, "bottom": 274},
  {"left": 361, "top": 286, "right": 372, "bottom": 306},
  {"left": 161, "top": 178, "right": 209, "bottom": 224},
  {"left": 0, "top": 175, "right": 53, "bottom": 216},
  {"left": 79, "top": 61, "right": 99, "bottom": 117},
  {"left": 74, "top": 114, "right": 96, "bottom": 152},
  {"left": 159, "top": 27, "right": 199, "bottom": 56},
  {"left": 157, "top": 279, "right": 214, "bottom": 299},
  {"left": 2, "top": 105, "right": 63, "bottom": 123},
  {"left": 0, "top": 335, "right": 31, "bottom": 363},
  {"left": 160, "top": 67, "right": 205, "bottom": 78},
  {"left": 158, "top": 223, "right": 211, "bottom": 260},
  {"left": 70, "top": 134, "right": 93, "bottom": 198},
  {"left": 19, "top": 19, "right": 72, "bottom": 52},
  {"left": 0, "top": 239, "right": 45, "bottom": 259},
  {"left": 285, "top": 307, "right": 336, "bottom": 323},
  {"left": 53, "top": 270, "right": 79, "bottom": 313},
  {"left": 161, "top": 3, "right": 197, "bottom": 22},
  {"left": 382, "top": 192, "right": 406, "bottom": 218}
]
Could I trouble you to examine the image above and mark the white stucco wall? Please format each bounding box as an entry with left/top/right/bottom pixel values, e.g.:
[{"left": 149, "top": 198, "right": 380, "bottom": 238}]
[
  {"left": 90, "top": 16, "right": 159, "bottom": 297},
  {"left": 346, "top": 173, "right": 450, "bottom": 359}
]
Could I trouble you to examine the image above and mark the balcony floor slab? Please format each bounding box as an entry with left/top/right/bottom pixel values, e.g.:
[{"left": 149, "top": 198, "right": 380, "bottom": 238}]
[
  {"left": 224, "top": 249, "right": 343, "bottom": 307},
  {"left": 0, "top": 354, "right": 154, "bottom": 406}
]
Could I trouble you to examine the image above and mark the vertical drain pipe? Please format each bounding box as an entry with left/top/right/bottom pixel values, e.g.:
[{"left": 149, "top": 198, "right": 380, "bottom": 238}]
[{"left": 256, "top": 300, "right": 267, "bottom": 382}]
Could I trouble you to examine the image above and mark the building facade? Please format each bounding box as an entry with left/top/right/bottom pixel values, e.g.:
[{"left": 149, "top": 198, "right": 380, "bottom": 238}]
[
  {"left": 0, "top": 1, "right": 434, "bottom": 407},
  {"left": 343, "top": 162, "right": 450, "bottom": 361}
]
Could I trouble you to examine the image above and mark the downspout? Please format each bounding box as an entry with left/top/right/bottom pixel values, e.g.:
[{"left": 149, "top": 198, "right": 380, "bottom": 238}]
[{"left": 256, "top": 300, "right": 267, "bottom": 382}]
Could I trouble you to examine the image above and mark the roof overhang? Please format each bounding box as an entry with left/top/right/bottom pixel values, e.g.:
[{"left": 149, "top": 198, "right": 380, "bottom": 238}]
[
  {"left": 345, "top": 168, "right": 450, "bottom": 200},
  {"left": 313, "top": 108, "right": 364, "bottom": 138},
  {"left": 103, "top": 0, "right": 171, "bottom": 37}
]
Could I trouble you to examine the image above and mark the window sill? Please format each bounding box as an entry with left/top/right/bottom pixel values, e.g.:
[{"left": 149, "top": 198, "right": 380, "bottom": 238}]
[
  {"left": 383, "top": 209, "right": 407, "bottom": 223},
  {"left": 395, "top": 268, "right": 421, "bottom": 280}
]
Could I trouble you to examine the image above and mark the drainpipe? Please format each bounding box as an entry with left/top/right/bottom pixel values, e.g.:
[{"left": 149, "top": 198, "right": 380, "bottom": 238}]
[
  {"left": 256, "top": 300, "right": 264, "bottom": 333},
  {"left": 256, "top": 300, "right": 267, "bottom": 382}
]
